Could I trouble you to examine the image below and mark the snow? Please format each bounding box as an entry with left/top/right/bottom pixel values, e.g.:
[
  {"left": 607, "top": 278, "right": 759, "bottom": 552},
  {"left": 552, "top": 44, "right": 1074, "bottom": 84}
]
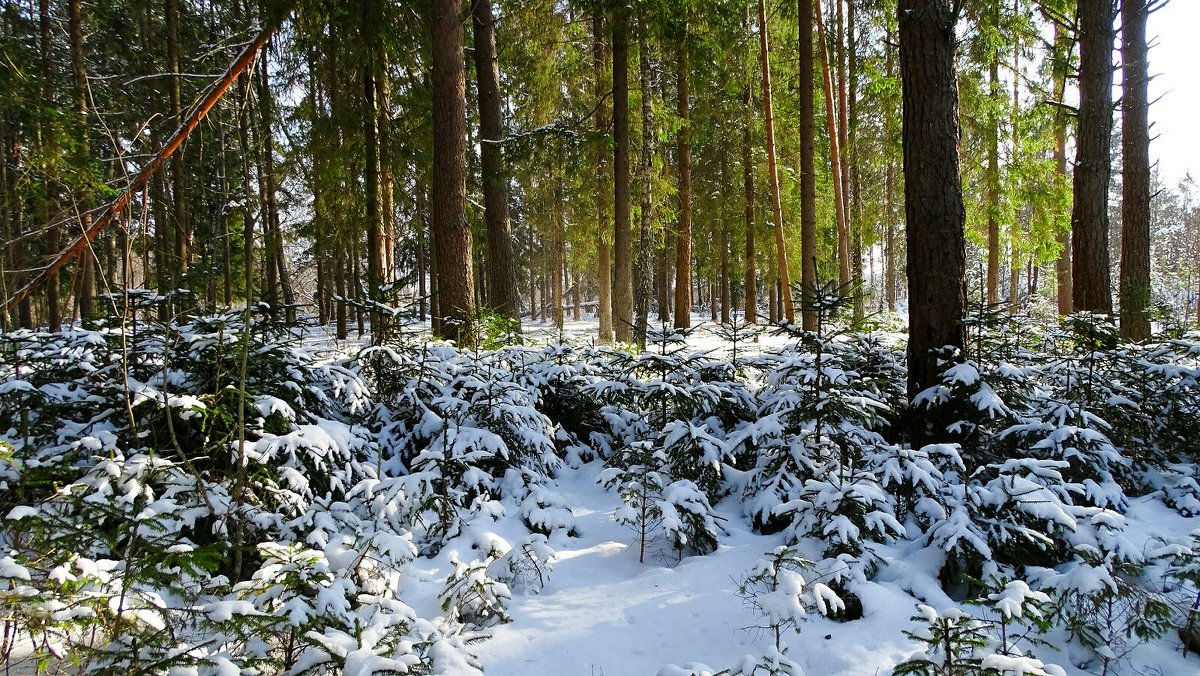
[{"left": 2, "top": 313, "right": 1199, "bottom": 675}]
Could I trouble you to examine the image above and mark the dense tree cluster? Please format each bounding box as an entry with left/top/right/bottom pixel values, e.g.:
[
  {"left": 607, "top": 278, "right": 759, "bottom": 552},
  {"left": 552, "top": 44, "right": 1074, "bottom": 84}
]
[{"left": 0, "top": 0, "right": 1194, "bottom": 350}]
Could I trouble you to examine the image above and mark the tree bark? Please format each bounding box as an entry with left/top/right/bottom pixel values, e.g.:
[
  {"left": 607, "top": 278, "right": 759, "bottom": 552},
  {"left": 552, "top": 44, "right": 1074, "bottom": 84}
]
[
  {"left": 1119, "top": 0, "right": 1151, "bottom": 340},
  {"left": 742, "top": 84, "right": 757, "bottom": 324},
  {"left": 673, "top": 33, "right": 692, "bottom": 329},
  {"left": 594, "top": 15, "right": 614, "bottom": 342},
  {"left": 814, "top": 2, "right": 851, "bottom": 289},
  {"left": 166, "top": 0, "right": 189, "bottom": 287},
  {"left": 1071, "top": 0, "right": 1114, "bottom": 315},
  {"left": 799, "top": 0, "right": 817, "bottom": 330},
  {"left": 634, "top": 10, "right": 655, "bottom": 346},
  {"left": 431, "top": 0, "right": 476, "bottom": 342},
  {"left": 362, "top": 1, "right": 385, "bottom": 335},
  {"left": 612, "top": 7, "right": 633, "bottom": 341},
  {"left": 473, "top": 0, "right": 520, "bottom": 328},
  {"left": 899, "top": 0, "right": 968, "bottom": 435},
  {"left": 1052, "top": 22, "right": 1072, "bottom": 315},
  {"left": 758, "top": 0, "right": 794, "bottom": 324},
  {"left": 68, "top": 0, "right": 96, "bottom": 323},
  {"left": 986, "top": 46, "right": 1001, "bottom": 305}
]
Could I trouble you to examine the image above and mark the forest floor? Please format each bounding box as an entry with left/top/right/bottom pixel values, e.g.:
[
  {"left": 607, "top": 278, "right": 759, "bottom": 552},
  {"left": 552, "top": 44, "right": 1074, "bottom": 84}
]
[{"left": 394, "top": 314, "right": 1199, "bottom": 676}]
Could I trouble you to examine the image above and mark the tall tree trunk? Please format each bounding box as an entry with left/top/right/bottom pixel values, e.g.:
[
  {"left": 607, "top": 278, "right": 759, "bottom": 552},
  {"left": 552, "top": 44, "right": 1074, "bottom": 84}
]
[
  {"left": 36, "top": 0, "right": 59, "bottom": 330},
  {"left": 1071, "top": 0, "right": 1114, "bottom": 315},
  {"left": 673, "top": 33, "right": 692, "bottom": 329},
  {"left": 836, "top": 0, "right": 855, "bottom": 295},
  {"left": 742, "top": 83, "right": 757, "bottom": 324},
  {"left": 758, "top": 0, "right": 794, "bottom": 324},
  {"left": 431, "top": 0, "right": 476, "bottom": 342},
  {"left": 1119, "top": 0, "right": 1151, "bottom": 340},
  {"left": 593, "top": 15, "right": 613, "bottom": 342},
  {"left": 986, "top": 46, "right": 1001, "bottom": 305},
  {"left": 899, "top": 0, "right": 967, "bottom": 439},
  {"left": 634, "top": 10, "right": 654, "bottom": 347},
  {"left": 473, "top": 0, "right": 520, "bottom": 327},
  {"left": 552, "top": 172, "right": 565, "bottom": 329},
  {"left": 848, "top": 0, "right": 863, "bottom": 321},
  {"left": 719, "top": 147, "right": 731, "bottom": 323},
  {"left": 799, "top": 0, "right": 817, "bottom": 330},
  {"left": 1009, "top": 23, "right": 1021, "bottom": 316},
  {"left": 362, "top": 0, "right": 385, "bottom": 337},
  {"left": 1053, "top": 22, "right": 1072, "bottom": 315},
  {"left": 416, "top": 185, "right": 429, "bottom": 321},
  {"left": 166, "top": 0, "right": 189, "bottom": 288},
  {"left": 814, "top": 2, "right": 850, "bottom": 288},
  {"left": 612, "top": 7, "right": 633, "bottom": 341},
  {"left": 68, "top": 0, "right": 96, "bottom": 323}
]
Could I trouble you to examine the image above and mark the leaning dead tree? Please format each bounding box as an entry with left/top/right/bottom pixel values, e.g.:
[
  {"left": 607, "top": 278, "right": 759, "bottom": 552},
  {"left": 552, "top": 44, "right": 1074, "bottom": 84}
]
[{"left": 1, "top": 6, "right": 293, "bottom": 318}]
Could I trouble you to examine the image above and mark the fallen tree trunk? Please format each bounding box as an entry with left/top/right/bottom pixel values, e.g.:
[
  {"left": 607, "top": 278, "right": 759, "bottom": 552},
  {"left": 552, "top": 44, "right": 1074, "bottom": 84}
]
[{"left": 2, "top": 5, "right": 293, "bottom": 318}]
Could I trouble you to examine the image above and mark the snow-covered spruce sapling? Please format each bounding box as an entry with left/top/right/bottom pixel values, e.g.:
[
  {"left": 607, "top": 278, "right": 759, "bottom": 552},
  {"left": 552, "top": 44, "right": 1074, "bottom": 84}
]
[
  {"left": 1033, "top": 545, "right": 1172, "bottom": 676},
  {"left": 440, "top": 555, "right": 513, "bottom": 629},
  {"left": 970, "top": 578, "right": 1053, "bottom": 660},
  {"left": 599, "top": 442, "right": 719, "bottom": 563},
  {"left": 895, "top": 603, "right": 1064, "bottom": 676},
  {"left": 1158, "top": 528, "right": 1200, "bottom": 656},
  {"left": 488, "top": 535, "right": 555, "bottom": 596},
  {"left": 735, "top": 546, "right": 843, "bottom": 651}
]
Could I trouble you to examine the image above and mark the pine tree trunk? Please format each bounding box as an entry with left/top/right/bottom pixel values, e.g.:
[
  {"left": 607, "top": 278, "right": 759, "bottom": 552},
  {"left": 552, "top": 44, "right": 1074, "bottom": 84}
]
[
  {"left": 473, "top": 0, "right": 520, "bottom": 327},
  {"left": 40, "top": 0, "right": 60, "bottom": 330},
  {"left": 758, "top": 0, "right": 794, "bottom": 324},
  {"left": 799, "top": 0, "right": 817, "bottom": 330},
  {"left": 1071, "top": 0, "right": 1114, "bottom": 315},
  {"left": 431, "top": 0, "right": 476, "bottom": 342},
  {"left": 742, "top": 83, "right": 757, "bottom": 324},
  {"left": 836, "top": 0, "right": 856, "bottom": 299},
  {"left": 848, "top": 0, "right": 864, "bottom": 321},
  {"left": 1052, "top": 24, "right": 1072, "bottom": 315},
  {"left": 166, "top": 0, "right": 189, "bottom": 288},
  {"left": 815, "top": 2, "right": 850, "bottom": 290},
  {"left": 634, "top": 11, "right": 655, "bottom": 346},
  {"left": 362, "top": 1, "right": 385, "bottom": 336},
  {"left": 720, "top": 147, "right": 731, "bottom": 323},
  {"left": 68, "top": 0, "right": 96, "bottom": 323},
  {"left": 899, "top": 0, "right": 968, "bottom": 435},
  {"left": 986, "top": 48, "right": 1001, "bottom": 306},
  {"left": 1119, "top": 0, "right": 1151, "bottom": 341},
  {"left": 612, "top": 7, "right": 633, "bottom": 341},
  {"left": 593, "top": 15, "right": 614, "bottom": 342},
  {"left": 552, "top": 174, "right": 565, "bottom": 329},
  {"left": 673, "top": 34, "right": 692, "bottom": 329}
]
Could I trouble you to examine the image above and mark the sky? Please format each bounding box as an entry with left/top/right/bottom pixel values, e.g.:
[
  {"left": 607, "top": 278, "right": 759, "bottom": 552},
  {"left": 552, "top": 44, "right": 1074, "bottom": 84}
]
[{"left": 1146, "top": 1, "right": 1199, "bottom": 186}]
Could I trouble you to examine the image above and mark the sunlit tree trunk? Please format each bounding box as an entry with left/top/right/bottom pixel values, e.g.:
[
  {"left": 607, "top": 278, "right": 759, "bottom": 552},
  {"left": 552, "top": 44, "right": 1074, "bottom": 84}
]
[
  {"left": 473, "top": 0, "right": 520, "bottom": 328},
  {"left": 742, "top": 83, "right": 757, "bottom": 324},
  {"left": 673, "top": 32, "right": 692, "bottom": 329},
  {"left": 1120, "top": 0, "right": 1151, "bottom": 340},
  {"left": 899, "top": 0, "right": 968, "bottom": 440},
  {"left": 431, "top": 0, "right": 476, "bottom": 342},
  {"left": 758, "top": 0, "right": 794, "bottom": 324},
  {"left": 612, "top": 6, "right": 633, "bottom": 341},
  {"left": 593, "top": 15, "right": 613, "bottom": 342},
  {"left": 1071, "top": 0, "right": 1114, "bottom": 315},
  {"left": 799, "top": 0, "right": 817, "bottom": 330}
]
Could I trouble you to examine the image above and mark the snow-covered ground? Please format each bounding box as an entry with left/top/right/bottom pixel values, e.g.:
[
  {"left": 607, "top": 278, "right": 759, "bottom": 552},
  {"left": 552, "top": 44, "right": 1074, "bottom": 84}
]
[{"left": 3, "top": 311, "right": 1197, "bottom": 676}]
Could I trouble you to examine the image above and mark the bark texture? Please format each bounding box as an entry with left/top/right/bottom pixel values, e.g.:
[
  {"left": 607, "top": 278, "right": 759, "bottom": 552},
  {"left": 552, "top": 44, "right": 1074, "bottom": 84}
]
[
  {"left": 1071, "top": 0, "right": 1114, "bottom": 315},
  {"left": 612, "top": 7, "right": 633, "bottom": 342},
  {"left": 431, "top": 0, "right": 475, "bottom": 342},
  {"left": 898, "top": 0, "right": 968, "bottom": 428},
  {"left": 1120, "top": 0, "right": 1151, "bottom": 340},
  {"left": 473, "top": 0, "right": 520, "bottom": 327}
]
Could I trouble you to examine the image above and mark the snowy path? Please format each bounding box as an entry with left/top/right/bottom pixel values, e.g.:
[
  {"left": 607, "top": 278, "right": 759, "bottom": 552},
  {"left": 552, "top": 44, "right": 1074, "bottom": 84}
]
[{"left": 473, "top": 463, "right": 914, "bottom": 676}]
